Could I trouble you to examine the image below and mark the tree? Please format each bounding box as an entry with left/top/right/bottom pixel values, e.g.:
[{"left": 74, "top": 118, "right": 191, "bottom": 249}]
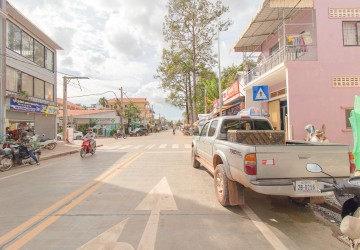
[
  {"left": 124, "top": 102, "right": 141, "bottom": 121},
  {"left": 98, "top": 97, "right": 108, "bottom": 109},
  {"left": 162, "top": 0, "right": 231, "bottom": 123},
  {"left": 155, "top": 49, "right": 193, "bottom": 123}
]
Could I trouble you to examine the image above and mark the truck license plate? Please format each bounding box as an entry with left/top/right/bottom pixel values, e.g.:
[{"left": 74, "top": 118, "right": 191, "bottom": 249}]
[{"left": 295, "top": 180, "right": 317, "bottom": 192}]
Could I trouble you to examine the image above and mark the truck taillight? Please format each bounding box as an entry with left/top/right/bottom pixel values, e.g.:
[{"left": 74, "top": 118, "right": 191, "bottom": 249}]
[
  {"left": 349, "top": 152, "right": 356, "bottom": 174},
  {"left": 245, "top": 153, "right": 257, "bottom": 175}
]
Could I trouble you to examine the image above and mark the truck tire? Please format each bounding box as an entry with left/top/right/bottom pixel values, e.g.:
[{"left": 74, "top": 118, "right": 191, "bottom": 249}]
[
  {"left": 214, "top": 164, "right": 230, "bottom": 206},
  {"left": 191, "top": 148, "right": 200, "bottom": 168}
]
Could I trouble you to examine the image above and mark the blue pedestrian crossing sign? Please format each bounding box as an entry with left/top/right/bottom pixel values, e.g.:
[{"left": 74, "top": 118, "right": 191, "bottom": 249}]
[{"left": 253, "top": 86, "right": 269, "bottom": 101}]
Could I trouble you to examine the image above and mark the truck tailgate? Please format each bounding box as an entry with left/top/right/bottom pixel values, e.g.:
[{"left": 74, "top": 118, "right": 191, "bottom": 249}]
[{"left": 255, "top": 145, "right": 350, "bottom": 179}]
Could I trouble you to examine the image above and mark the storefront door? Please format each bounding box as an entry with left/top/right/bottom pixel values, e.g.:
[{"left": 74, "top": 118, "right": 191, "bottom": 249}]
[{"left": 268, "top": 100, "right": 280, "bottom": 130}]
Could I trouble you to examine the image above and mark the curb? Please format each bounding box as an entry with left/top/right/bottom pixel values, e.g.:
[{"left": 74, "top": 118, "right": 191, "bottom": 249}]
[{"left": 41, "top": 144, "right": 104, "bottom": 161}]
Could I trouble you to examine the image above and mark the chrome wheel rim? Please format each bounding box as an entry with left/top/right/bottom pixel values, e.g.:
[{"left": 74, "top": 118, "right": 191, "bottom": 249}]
[{"left": 216, "top": 171, "right": 224, "bottom": 199}]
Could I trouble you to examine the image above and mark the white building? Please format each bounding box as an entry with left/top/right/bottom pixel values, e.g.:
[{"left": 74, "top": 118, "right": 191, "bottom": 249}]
[{"left": 0, "top": 1, "right": 62, "bottom": 139}]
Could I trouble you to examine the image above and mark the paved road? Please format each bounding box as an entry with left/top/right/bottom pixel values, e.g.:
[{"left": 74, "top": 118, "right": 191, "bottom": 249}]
[{"left": 0, "top": 131, "right": 346, "bottom": 249}]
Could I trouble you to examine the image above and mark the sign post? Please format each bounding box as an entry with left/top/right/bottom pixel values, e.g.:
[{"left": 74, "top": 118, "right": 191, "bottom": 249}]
[{"left": 252, "top": 85, "right": 269, "bottom": 116}]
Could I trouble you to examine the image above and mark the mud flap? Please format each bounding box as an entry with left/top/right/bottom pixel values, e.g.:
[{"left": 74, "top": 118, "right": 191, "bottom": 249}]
[{"left": 228, "top": 180, "right": 245, "bottom": 206}]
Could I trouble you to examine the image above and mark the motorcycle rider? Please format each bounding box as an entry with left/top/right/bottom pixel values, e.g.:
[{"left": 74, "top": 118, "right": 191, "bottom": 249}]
[
  {"left": 116, "top": 127, "right": 125, "bottom": 138},
  {"left": 17, "top": 131, "right": 40, "bottom": 165},
  {"left": 83, "top": 128, "right": 96, "bottom": 152}
]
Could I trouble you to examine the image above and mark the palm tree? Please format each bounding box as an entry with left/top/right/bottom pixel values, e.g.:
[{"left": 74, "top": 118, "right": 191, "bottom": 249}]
[{"left": 98, "top": 97, "right": 108, "bottom": 109}]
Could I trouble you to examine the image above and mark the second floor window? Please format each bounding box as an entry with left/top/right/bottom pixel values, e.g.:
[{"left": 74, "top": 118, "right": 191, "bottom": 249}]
[
  {"left": 6, "top": 20, "right": 55, "bottom": 71},
  {"left": 343, "top": 21, "right": 360, "bottom": 46}
]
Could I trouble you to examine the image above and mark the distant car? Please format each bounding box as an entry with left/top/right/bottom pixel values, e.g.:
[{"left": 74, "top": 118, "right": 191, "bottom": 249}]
[
  {"left": 129, "top": 128, "right": 148, "bottom": 136},
  {"left": 57, "top": 130, "right": 84, "bottom": 140}
]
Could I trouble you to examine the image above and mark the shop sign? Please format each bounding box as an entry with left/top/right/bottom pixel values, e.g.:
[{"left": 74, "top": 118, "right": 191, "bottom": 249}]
[
  {"left": 45, "top": 105, "right": 59, "bottom": 115},
  {"left": 213, "top": 98, "right": 220, "bottom": 108},
  {"left": 95, "top": 118, "right": 117, "bottom": 125},
  {"left": 10, "top": 97, "right": 47, "bottom": 113},
  {"left": 223, "top": 80, "right": 241, "bottom": 105}
]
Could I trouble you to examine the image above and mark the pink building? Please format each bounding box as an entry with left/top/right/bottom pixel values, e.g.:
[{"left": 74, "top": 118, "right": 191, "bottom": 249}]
[{"left": 233, "top": 0, "right": 360, "bottom": 145}]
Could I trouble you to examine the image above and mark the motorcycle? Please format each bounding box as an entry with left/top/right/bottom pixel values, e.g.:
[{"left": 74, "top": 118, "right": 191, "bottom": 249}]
[
  {"left": 304, "top": 124, "right": 329, "bottom": 142},
  {"left": 113, "top": 131, "right": 127, "bottom": 139},
  {"left": 80, "top": 138, "right": 96, "bottom": 158},
  {"left": 306, "top": 164, "right": 360, "bottom": 249},
  {"left": 30, "top": 134, "right": 57, "bottom": 150},
  {"left": 0, "top": 143, "right": 41, "bottom": 171}
]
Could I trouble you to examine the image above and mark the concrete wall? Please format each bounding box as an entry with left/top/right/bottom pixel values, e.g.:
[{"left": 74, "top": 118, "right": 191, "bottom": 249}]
[
  {"left": 285, "top": 0, "right": 360, "bottom": 144},
  {"left": 35, "top": 113, "right": 56, "bottom": 138}
]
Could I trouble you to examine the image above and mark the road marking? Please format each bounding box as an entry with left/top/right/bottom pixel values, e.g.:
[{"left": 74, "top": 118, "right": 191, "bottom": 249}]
[
  {"left": 159, "top": 144, "right": 166, "bottom": 149},
  {"left": 74, "top": 177, "right": 177, "bottom": 250},
  {"left": 241, "top": 205, "right": 288, "bottom": 250},
  {"left": 133, "top": 145, "right": 144, "bottom": 149},
  {"left": 144, "top": 145, "right": 155, "bottom": 149},
  {"left": 185, "top": 144, "right": 191, "bottom": 149},
  {"left": 135, "top": 177, "right": 177, "bottom": 250},
  {"left": 77, "top": 219, "right": 133, "bottom": 250},
  {"left": 172, "top": 144, "right": 179, "bottom": 149},
  {"left": 119, "top": 145, "right": 132, "bottom": 149},
  {"left": 3, "top": 153, "right": 143, "bottom": 250}
]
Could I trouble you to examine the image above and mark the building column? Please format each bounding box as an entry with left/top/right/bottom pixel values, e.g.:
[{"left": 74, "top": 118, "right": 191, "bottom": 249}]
[{"left": 0, "top": 9, "right": 7, "bottom": 141}]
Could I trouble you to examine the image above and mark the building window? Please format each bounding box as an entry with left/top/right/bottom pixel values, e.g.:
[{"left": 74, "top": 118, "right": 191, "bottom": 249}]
[
  {"left": 45, "top": 82, "right": 54, "bottom": 101},
  {"left": 6, "top": 21, "right": 21, "bottom": 54},
  {"left": 34, "top": 40, "right": 45, "bottom": 67},
  {"left": 34, "top": 78, "right": 45, "bottom": 99},
  {"left": 45, "top": 48, "right": 54, "bottom": 71},
  {"left": 270, "top": 42, "right": 279, "bottom": 56},
  {"left": 6, "top": 66, "right": 21, "bottom": 92},
  {"left": 21, "top": 73, "right": 34, "bottom": 96},
  {"left": 21, "top": 32, "right": 34, "bottom": 61},
  {"left": 345, "top": 108, "right": 353, "bottom": 129},
  {"left": 6, "top": 20, "right": 54, "bottom": 71},
  {"left": 343, "top": 21, "right": 360, "bottom": 46}
]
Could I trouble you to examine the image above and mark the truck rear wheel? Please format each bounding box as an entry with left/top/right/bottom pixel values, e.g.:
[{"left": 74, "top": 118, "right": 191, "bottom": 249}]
[
  {"left": 214, "top": 164, "right": 230, "bottom": 206},
  {"left": 191, "top": 148, "right": 200, "bottom": 168}
]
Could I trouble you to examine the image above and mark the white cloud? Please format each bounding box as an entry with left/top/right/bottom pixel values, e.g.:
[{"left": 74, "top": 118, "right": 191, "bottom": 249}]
[{"left": 8, "top": 0, "right": 262, "bottom": 121}]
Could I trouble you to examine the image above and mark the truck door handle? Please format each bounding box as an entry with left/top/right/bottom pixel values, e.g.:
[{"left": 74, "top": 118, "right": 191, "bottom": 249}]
[{"left": 298, "top": 154, "right": 311, "bottom": 159}]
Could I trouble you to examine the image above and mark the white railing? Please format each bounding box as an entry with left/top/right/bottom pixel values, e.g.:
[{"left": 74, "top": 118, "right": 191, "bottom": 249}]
[{"left": 244, "top": 45, "right": 317, "bottom": 86}]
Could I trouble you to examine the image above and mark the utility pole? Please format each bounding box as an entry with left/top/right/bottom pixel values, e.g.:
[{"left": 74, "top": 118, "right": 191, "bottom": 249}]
[
  {"left": 204, "top": 88, "right": 207, "bottom": 114},
  {"left": 119, "top": 87, "right": 124, "bottom": 134},
  {"left": 217, "top": 18, "right": 222, "bottom": 117},
  {"left": 62, "top": 76, "right": 88, "bottom": 144}
]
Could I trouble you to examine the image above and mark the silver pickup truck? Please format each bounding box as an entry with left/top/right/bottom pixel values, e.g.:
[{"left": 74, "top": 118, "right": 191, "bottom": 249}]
[{"left": 192, "top": 115, "right": 356, "bottom": 206}]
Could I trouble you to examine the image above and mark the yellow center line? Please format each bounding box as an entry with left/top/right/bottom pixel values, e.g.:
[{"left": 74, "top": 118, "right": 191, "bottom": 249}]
[{"left": 0, "top": 153, "right": 142, "bottom": 248}]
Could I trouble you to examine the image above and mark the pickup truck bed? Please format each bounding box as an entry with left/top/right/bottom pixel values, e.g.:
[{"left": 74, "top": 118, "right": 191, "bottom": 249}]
[{"left": 192, "top": 115, "right": 354, "bottom": 206}]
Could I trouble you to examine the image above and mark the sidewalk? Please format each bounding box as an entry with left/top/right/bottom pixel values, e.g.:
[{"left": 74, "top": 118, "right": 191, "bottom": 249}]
[{"left": 41, "top": 140, "right": 104, "bottom": 161}]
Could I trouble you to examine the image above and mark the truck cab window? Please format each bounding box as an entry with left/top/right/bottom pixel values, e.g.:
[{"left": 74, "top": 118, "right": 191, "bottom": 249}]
[
  {"left": 208, "top": 121, "right": 218, "bottom": 137},
  {"left": 254, "top": 120, "right": 273, "bottom": 130},
  {"left": 200, "top": 122, "right": 210, "bottom": 136}
]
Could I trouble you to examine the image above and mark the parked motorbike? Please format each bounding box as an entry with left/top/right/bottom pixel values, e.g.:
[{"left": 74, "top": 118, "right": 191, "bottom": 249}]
[
  {"left": 304, "top": 124, "right": 329, "bottom": 142},
  {"left": 0, "top": 143, "right": 41, "bottom": 171},
  {"left": 306, "top": 164, "right": 360, "bottom": 249},
  {"left": 30, "top": 134, "right": 57, "bottom": 150},
  {"left": 80, "top": 138, "right": 96, "bottom": 158}
]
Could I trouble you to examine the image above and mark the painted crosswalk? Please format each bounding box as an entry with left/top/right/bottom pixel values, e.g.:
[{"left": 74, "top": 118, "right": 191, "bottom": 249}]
[{"left": 98, "top": 144, "right": 191, "bottom": 151}]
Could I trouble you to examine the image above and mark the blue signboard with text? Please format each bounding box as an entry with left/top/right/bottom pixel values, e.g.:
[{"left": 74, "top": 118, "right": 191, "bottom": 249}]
[
  {"left": 252, "top": 86, "right": 269, "bottom": 101},
  {"left": 10, "top": 98, "right": 48, "bottom": 113}
]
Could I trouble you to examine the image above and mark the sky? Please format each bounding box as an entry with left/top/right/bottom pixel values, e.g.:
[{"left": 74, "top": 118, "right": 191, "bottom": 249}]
[{"left": 9, "top": 0, "right": 262, "bottom": 121}]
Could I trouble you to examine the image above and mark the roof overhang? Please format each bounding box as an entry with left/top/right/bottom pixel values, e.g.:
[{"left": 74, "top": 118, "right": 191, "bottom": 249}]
[
  {"left": 6, "top": 2, "right": 63, "bottom": 50},
  {"left": 233, "top": 0, "right": 313, "bottom": 53}
]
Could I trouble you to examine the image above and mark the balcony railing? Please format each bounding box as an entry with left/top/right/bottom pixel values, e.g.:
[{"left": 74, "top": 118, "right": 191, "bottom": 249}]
[{"left": 244, "top": 45, "right": 317, "bottom": 86}]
